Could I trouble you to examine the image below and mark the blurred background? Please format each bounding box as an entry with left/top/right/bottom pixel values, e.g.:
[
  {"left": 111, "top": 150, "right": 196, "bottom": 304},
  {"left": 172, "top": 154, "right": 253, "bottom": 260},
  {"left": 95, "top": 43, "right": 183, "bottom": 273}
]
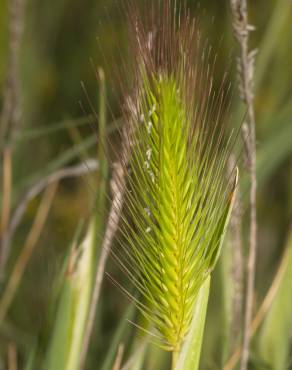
[{"left": 0, "top": 0, "right": 291, "bottom": 369}]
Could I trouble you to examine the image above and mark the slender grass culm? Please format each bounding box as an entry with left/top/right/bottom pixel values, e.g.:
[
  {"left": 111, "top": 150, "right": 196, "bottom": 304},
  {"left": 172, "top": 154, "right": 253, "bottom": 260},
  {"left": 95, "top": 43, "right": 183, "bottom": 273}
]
[{"left": 110, "top": 1, "right": 239, "bottom": 369}]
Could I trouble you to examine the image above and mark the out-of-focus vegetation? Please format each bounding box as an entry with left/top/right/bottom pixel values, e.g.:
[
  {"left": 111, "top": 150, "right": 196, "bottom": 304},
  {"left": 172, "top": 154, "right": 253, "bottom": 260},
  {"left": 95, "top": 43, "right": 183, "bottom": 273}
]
[{"left": 0, "top": 0, "right": 291, "bottom": 369}]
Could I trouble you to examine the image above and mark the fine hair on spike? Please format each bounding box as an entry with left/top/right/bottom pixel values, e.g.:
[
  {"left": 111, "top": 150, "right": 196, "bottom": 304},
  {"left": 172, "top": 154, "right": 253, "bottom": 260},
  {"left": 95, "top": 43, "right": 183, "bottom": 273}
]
[{"left": 108, "top": 0, "right": 240, "bottom": 354}]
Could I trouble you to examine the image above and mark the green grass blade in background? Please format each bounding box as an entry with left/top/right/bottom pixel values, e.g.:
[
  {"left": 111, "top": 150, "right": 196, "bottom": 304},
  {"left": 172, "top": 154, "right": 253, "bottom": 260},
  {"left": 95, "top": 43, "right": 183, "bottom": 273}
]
[
  {"left": 255, "top": 0, "right": 291, "bottom": 90},
  {"left": 44, "top": 65, "right": 109, "bottom": 367},
  {"left": 44, "top": 273, "right": 75, "bottom": 369},
  {"left": 101, "top": 304, "right": 136, "bottom": 370},
  {"left": 175, "top": 276, "right": 210, "bottom": 370},
  {"left": 13, "top": 134, "right": 97, "bottom": 199},
  {"left": 14, "top": 117, "right": 115, "bottom": 200},
  {"left": 257, "top": 118, "right": 292, "bottom": 187},
  {"left": 44, "top": 223, "right": 95, "bottom": 370},
  {"left": 16, "top": 116, "right": 93, "bottom": 142},
  {"left": 220, "top": 237, "right": 236, "bottom": 363},
  {"left": 15, "top": 116, "right": 120, "bottom": 143},
  {"left": 24, "top": 345, "right": 37, "bottom": 370},
  {"left": 258, "top": 227, "right": 292, "bottom": 370}
]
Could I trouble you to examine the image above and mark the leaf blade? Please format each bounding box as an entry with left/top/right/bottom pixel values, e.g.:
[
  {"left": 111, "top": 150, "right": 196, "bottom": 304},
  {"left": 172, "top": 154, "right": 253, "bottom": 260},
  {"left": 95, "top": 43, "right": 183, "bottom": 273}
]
[{"left": 175, "top": 276, "right": 210, "bottom": 370}]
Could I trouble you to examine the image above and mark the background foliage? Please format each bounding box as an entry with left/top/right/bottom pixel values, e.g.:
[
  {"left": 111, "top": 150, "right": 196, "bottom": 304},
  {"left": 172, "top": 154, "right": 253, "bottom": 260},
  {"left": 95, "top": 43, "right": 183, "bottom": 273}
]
[{"left": 0, "top": 0, "right": 291, "bottom": 369}]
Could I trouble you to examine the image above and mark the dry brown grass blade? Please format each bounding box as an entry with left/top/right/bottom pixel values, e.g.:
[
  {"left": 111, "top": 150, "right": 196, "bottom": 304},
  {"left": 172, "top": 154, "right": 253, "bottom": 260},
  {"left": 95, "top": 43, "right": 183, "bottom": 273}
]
[
  {"left": 230, "top": 1, "right": 258, "bottom": 368},
  {"left": 7, "top": 342, "right": 18, "bottom": 370},
  {"left": 80, "top": 158, "right": 127, "bottom": 369},
  {"left": 0, "top": 147, "right": 12, "bottom": 238},
  {"left": 112, "top": 344, "right": 125, "bottom": 370},
  {"left": 0, "top": 0, "right": 25, "bottom": 144},
  {"left": 0, "top": 182, "right": 58, "bottom": 322}
]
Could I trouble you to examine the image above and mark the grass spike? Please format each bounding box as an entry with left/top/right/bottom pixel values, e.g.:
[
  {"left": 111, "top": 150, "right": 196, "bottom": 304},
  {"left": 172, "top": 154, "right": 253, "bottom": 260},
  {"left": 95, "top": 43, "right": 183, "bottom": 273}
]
[{"left": 110, "top": 0, "right": 239, "bottom": 365}]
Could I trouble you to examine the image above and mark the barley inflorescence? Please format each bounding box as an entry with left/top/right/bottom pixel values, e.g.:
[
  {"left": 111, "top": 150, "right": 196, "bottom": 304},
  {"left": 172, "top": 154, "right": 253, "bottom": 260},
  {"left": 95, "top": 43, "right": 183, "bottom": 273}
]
[{"left": 110, "top": 0, "right": 238, "bottom": 359}]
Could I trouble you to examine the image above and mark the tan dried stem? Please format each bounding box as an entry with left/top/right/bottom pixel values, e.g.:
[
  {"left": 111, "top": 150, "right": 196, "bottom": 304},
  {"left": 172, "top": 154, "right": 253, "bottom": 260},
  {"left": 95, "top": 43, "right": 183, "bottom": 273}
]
[
  {"left": 7, "top": 342, "right": 18, "bottom": 370},
  {"left": 230, "top": 1, "right": 257, "bottom": 369},
  {"left": 80, "top": 155, "right": 128, "bottom": 369},
  {"left": 1, "top": 147, "right": 12, "bottom": 237},
  {"left": 0, "top": 0, "right": 25, "bottom": 144},
  {"left": 112, "top": 344, "right": 125, "bottom": 370},
  {"left": 0, "top": 0, "right": 26, "bottom": 273}
]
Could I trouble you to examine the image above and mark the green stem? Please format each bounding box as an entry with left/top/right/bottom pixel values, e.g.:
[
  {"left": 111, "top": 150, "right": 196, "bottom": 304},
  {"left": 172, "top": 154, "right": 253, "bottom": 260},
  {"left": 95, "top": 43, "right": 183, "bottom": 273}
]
[{"left": 172, "top": 350, "right": 179, "bottom": 370}]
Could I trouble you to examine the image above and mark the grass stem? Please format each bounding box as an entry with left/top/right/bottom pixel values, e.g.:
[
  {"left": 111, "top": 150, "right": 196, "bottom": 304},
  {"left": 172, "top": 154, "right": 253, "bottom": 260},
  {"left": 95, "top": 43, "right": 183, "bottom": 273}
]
[
  {"left": 230, "top": 1, "right": 258, "bottom": 368},
  {"left": 172, "top": 350, "right": 179, "bottom": 370}
]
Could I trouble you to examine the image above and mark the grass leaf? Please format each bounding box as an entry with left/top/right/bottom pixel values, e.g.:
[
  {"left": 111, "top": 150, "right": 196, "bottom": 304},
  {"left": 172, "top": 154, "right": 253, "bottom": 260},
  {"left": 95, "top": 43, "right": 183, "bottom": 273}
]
[
  {"left": 44, "top": 222, "right": 95, "bottom": 370},
  {"left": 175, "top": 276, "right": 210, "bottom": 370}
]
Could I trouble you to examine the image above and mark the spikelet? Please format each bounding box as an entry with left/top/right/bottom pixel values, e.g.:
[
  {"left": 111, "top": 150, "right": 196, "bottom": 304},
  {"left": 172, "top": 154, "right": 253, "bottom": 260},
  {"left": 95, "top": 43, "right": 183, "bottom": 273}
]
[{"left": 110, "top": 0, "right": 238, "bottom": 355}]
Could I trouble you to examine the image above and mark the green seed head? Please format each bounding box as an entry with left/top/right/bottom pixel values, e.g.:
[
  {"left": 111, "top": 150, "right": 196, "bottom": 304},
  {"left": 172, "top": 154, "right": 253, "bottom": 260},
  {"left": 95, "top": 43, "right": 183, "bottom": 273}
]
[{"left": 112, "top": 0, "right": 238, "bottom": 353}]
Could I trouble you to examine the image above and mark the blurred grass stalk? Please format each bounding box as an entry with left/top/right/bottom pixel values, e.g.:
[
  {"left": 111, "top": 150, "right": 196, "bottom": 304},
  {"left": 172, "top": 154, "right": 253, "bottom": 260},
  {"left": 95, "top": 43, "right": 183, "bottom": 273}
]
[
  {"left": 44, "top": 67, "right": 108, "bottom": 370},
  {"left": 230, "top": 1, "right": 257, "bottom": 369},
  {"left": 44, "top": 223, "right": 95, "bottom": 370},
  {"left": 227, "top": 0, "right": 292, "bottom": 368}
]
